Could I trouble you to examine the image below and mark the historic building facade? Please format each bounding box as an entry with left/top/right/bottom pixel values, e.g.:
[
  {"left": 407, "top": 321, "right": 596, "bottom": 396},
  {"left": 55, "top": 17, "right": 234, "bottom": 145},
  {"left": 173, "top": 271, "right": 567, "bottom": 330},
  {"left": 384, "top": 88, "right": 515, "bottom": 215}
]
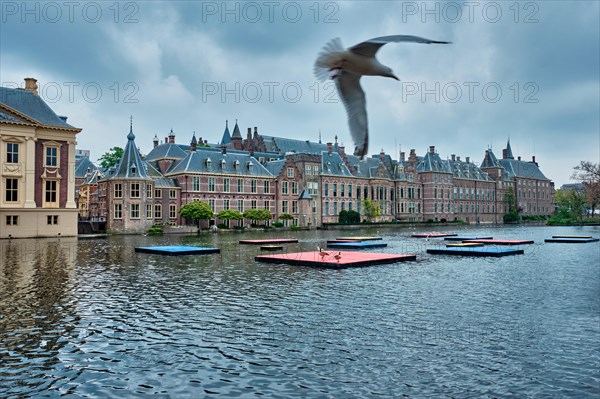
[{"left": 1, "top": 78, "right": 82, "bottom": 238}]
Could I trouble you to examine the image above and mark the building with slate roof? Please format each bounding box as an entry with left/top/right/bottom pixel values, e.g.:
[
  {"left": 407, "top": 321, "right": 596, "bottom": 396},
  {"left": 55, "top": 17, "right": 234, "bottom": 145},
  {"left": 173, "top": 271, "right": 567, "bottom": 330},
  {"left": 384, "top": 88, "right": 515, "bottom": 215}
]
[{"left": 1, "top": 78, "right": 82, "bottom": 238}]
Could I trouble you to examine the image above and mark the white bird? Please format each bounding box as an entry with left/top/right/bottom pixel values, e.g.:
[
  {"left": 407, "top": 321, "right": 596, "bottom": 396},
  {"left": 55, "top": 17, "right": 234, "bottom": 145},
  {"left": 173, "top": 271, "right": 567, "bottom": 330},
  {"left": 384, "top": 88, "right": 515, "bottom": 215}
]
[{"left": 314, "top": 35, "right": 450, "bottom": 158}]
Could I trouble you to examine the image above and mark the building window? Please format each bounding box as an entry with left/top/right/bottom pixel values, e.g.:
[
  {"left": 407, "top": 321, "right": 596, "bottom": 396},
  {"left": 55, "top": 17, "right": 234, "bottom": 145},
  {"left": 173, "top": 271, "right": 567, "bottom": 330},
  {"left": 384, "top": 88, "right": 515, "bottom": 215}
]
[
  {"left": 47, "top": 215, "right": 59, "bottom": 225},
  {"left": 169, "top": 189, "right": 177, "bottom": 199},
  {"left": 114, "top": 184, "right": 122, "bottom": 198},
  {"left": 5, "top": 215, "right": 18, "bottom": 226},
  {"left": 282, "top": 181, "right": 289, "bottom": 195},
  {"left": 237, "top": 200, "right": 244, "bottom": 212},
  {"left": 6, "top": 143, "right": 19, "bottom": 163},
  {"left": 208, "top": 177, "right": 215, "bottom": 192},
  {"left": 251, "top": 180, "right": 257, "bottom": 193},
  {"left": 251, "top": 200, "right": 257, "bottom": 209},
  {"left": 291, "top": 182, "right": 298, "bottom": 195},
  {"left": 224, "top": 178, "right": 230, "bottom": 193},
  {"left": 264, "top": 200, "right": 270, "bottom": 210},
  {"left": 130, "top": 183, "right": 140, "bottom": 198},
  {"left": 340, "top": 184, "right": 345, "bottom": 197},
  {"left": 146, "top": 204, "right": 153, "bottom": 218},
  {"left": 147, "top": 185, "right": 153, "bottom": 198},
  {"left": 130, "top": 204, "right": 140, "bottom": 219},
  {"left": 325, "top": 201, "right": 329, "bottom": 215},
  {"left": 5, "top": 178, "right": 18, "bottom": 202},
  {"left": 292, "top": 200, "right": 298, "bottom": 213},
  {"left": 45, "top": 180, "right": 57, "bottom": 203},
  {"left": 193, "top": 176, "right": 200, "bottom": 191},
  {"left": 155, "top": 189, "right": 162, "bottom": 198},
  {"left": 282, "top": 200, "right": 289, "bottom": 213},
  {"left": 114, "top": 204, "right": 123, "bottom": 219},
  {"left": 223, "top": 199, "right": 230, "bottom": 210},
  {"left": 169, "top": 204, "right": 177, "bottom": 218},
  {"left": 154, "top": 204, "right": 162, "bottom": 219},
  {"left": 305, "top": 165, "right": 311, "bottom": 175},
  {"left": 324, "top": 183, "right": 329, "bottom": 197},
  {"left": 237, "top": 179, "right": 243, "bottom": 193},
  {"left": 348, "top": 184, "right": 352, "bottom": 198},
  {"left": 313, "top": 165, "right": 319, "bottom": 175},
  {"left": 333, "top": 183, "right": 337, "bottom": 197},
  {"left": 45, "top": 146, "right": 58, "bottom": 167},
  {"left": 333, "top": 202, "right": 338, "bottom": 215},
  {"left": 263, "top": 180, "right": 270, "bottom": 194},
  {"left": 287, "top": 167, "right": 294, "bottom": 178}
]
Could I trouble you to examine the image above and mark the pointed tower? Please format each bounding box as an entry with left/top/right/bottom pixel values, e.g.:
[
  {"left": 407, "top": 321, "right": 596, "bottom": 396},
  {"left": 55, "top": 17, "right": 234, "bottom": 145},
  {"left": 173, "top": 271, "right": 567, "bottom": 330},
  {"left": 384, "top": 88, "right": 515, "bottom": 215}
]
[
  {"left": 231, "top": 119, "right": 243, "bottom": 150},
  {"left": 220, "top": 120, "right": 231, "bottom": 146},
  {"left": 503, "top": 139, "right": 514, "bottom": 160},
  {"left": 190, "top": 132, "right": 198, "bottom": 152},
  {"left": 112, "top": 119, "right": 149, "bottom": 179}
]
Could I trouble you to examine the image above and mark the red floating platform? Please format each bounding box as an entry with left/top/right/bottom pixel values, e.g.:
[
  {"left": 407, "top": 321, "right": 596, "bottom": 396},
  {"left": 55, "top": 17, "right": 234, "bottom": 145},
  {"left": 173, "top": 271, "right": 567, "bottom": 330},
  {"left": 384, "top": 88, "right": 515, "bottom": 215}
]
[
  {"left": 463, "top": 239, "right": 534, "bottom": 245},
  {"left": 412, "top": 232, "right": 458, "bottom": 238},
  {"left": 239, "top": 239, "right": 298, "bottom": 245},
  {"left": 255, "top": 251, "right": 416, "bottom": 269}
]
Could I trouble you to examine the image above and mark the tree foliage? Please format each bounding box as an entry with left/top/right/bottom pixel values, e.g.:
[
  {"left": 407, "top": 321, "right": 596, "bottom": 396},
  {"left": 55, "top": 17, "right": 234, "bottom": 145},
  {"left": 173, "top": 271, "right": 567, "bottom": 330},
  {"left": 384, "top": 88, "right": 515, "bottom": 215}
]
[
  {"left": 338, "top": 209, "right": 360, "bottom": 224},
  {"left": 555, "top": 189, "right": 587, "bottom": 221},
  {"left": 571, "top": 161, "right": 600, "bottom": 216},
  {"left": 216, "top": 209, "right": 243, "bottom": 221},
  {"left": 243, "top": 208, "right": 272, "bottom": 224},
  {"left": 363, "top": 198, "right": 381, "bottom": 222},
  {"left": 98, "top": 147, "right": 124, "bottom": 169},
  {"left": 278, "top": 213, "right": 294, "bottom": 221},
  {"left": 179, "top": 201, "right": 213, "bottom": 228}
]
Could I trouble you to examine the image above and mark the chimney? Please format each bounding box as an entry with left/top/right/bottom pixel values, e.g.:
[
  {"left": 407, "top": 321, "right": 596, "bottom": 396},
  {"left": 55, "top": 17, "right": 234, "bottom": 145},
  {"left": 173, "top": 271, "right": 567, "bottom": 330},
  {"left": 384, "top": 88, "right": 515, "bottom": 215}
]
[
  {"left": 24, "top": 77, "right": 38, "bottom": 95},
  {"left": 221, "top": 146, "right": 227, "bottom": 155},
  {"left": 338, "top": 145, "right": 346, "bottom": 158},
  {"left": 466, "top": 156, "right": 470, "bottom": 163},
  {"left": 429, "top": 145, "right": 435, "bottom": 154},
  {"left": 502, "top": 149, "right": 507, "bottom": 159},
  {"left": 253, "top": 126, "right": 258, "bottom": 139},
  {"left": 168, "top": 129, "right": 175, "bottom": 144},
  {"left": 457, "top": 156, "right": 461, "bottom": 162},
  {"left": 532, "top": 155, "right": 536, "bottom": 164},
  {"left": 247, "top": 127, "right": 252, "bottom": 140},
  {"left": 327, "top": 142, "right": 332, "bottom": 154},
  {"left": 153, "top": 135, "right": 159, "bottom": 148},
  {"left": 165, "top": 137, "right": 168, "bottom": 144},
  {"left": 190, "top": 134, "right": 197, "bottom": 152},
  {"left": 451, "top": 154, "right": 455, "bottom": 161},
  {"left": 518, "top": 156, "right": 521, "bottom": 161},
  {"left": 400, "top": 152, "right": 405, "bottom": 162},
  {"left": 380, "top": 149, "right": 385, "bottom": 162}
]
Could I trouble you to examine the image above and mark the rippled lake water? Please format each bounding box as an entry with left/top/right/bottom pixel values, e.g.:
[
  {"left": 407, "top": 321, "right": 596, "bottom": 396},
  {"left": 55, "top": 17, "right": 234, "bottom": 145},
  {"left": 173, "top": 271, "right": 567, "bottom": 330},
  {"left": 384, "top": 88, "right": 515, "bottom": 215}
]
[{"left": 1, "top": 225, "right": 599, "bottom": 398}]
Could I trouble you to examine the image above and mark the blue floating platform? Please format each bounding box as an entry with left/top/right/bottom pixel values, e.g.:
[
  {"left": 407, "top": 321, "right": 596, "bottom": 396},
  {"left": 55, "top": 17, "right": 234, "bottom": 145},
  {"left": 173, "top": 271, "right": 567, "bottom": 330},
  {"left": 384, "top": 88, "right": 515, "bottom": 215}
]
[
  {"left": 427, "top": 247, "right": 524, "bottom": 257},
  {"left": 545, "top": 237, "right": 599, "bottom": 243},
  {"left": 327, "top": 241, "right": 387, "bottom": 249},
  {"left": 135, "top": 245, "right": 220, "bottom": 255},
  {"left": 444, "top": 236, "right": 493, "bottom": 241}
]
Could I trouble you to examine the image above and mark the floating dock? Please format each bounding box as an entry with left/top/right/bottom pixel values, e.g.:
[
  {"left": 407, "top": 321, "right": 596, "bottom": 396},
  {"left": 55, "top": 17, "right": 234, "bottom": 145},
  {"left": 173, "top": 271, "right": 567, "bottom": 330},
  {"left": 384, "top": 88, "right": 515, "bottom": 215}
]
[
  {"left": 412, "top": 233, "right": 457, "bottom": 238},
  {"left": 239, "top": 239, "right": 298, "bottom": 245},
  {"left": 327, "top": 239, "right": 362, "bottom": 243},
  {"left": 444, "top": 236, "right": 493, "bottom": 241},
  {"left": 427, "top": 247, "right": 524, "bottom": 257},
  {"left": 462, "top": 239, "right": 534, "bottom": 245},
  {"left": 552, "top": 235, "right": 593, "bottom": 239},
  {"left": 260, "top": 245, "right": 284, "bottom": 251},
  {"left": 327, "top": 241, "right": 388, "bottom": 249},
  {"left": 545, "top": 237, "right": 599, "bottom": 243},
  {"left": 134, "top": 246, "right": 220, "bottom": 255},
  {"left": 335, "top": 236, "right": 383, "bottom": 241},
  {"left": 255, "top": 251, "right": 416, "bottom": 269},
  {"left": 446, "top": 242, "right": 485, "bottom": 247}
]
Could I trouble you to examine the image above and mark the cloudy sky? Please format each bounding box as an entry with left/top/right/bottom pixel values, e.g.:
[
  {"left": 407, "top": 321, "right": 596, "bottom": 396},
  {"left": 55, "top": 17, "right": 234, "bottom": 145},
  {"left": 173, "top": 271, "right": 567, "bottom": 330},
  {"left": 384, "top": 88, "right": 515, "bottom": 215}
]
[{"left": 1, "top": 1, "right": 598, "bottom": 186}]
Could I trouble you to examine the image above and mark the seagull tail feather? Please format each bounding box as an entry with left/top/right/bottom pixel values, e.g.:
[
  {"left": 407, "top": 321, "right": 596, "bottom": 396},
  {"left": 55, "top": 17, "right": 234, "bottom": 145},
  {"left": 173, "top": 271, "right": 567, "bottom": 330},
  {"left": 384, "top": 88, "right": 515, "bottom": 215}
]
[{"left": 314, "top": 37, "right": 345, "bottom": 82}]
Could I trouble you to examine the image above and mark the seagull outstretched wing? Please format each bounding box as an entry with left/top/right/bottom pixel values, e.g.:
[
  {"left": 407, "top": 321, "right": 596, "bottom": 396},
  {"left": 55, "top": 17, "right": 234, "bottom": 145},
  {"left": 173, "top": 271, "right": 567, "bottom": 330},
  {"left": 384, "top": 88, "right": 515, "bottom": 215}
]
[
  {"left": 350, "top": 35, "right": 451, "bottom": 57},
  {"left": 335, "top": 71, "right": 368, "bottom": 158}
]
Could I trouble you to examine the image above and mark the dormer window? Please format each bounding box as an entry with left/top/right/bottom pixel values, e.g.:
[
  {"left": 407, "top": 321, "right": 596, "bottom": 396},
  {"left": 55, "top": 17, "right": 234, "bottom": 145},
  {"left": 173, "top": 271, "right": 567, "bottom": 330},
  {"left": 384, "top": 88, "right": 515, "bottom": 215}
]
[
  {"left": 247, "top": 161, "right": 254, "bottom": 171},
  {"left": 220, "top": 159, "right": 226, "bottom": 169},
  {"left": 326, "top": 162, "right": 331, "bottom": 172},
  {"left": 234, "top": 160, "right": 240, "bottom": 170},
  {"left": 205, "top": 158, "right": 212, "bottom": 168},
  {"left": 130, "top": 164, "right": 137, "bottom": 176}
]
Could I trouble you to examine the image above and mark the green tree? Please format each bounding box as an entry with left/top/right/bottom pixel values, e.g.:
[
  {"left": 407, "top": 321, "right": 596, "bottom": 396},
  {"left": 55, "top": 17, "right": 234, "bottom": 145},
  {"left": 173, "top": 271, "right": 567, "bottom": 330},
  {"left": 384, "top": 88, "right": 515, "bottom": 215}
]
[
  {"left": 555, "top": 189, "right": 587, "bottom": 221},
  {"left": 338, "top": 209, "right": 360, "bottom": 224},
  {"left": 503, "top": 186, "right": 519, "bottom": 222},
  {"left": 98, "top": 147, "right": 124, "bottom": 169},
  {"left": 363, "top": 198, "right": 381, "bottom": 222},
  {"left": 571, "top": 161, "right": 600, "bottom": 216},
  {"left": 278, "top": 213, "right": 294, "bottom": 221},
  {"left": 179, "top": 201, "right": 213, "bottom": 230},
  {"left": 216, "top": 209, "right": 243, "bottom": 227},
  {"left": 243, "top": 208, "right": 272, "bottom": 226}
]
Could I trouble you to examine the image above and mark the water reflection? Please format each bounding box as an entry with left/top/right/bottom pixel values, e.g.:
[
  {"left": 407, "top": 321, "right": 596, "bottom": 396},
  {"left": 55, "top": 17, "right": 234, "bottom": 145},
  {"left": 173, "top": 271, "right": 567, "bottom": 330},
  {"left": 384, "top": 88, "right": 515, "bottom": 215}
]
[{"left": 1, "top": 226, "right": 599, "bottom": 398}]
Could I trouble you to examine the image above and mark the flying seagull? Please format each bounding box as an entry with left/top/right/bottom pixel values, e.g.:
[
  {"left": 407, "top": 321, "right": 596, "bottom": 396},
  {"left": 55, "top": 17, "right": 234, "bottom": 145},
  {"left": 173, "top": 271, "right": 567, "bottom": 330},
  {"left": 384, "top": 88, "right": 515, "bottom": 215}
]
[{"left": 314, "top": 35, "right": 450, "bottom": 158}]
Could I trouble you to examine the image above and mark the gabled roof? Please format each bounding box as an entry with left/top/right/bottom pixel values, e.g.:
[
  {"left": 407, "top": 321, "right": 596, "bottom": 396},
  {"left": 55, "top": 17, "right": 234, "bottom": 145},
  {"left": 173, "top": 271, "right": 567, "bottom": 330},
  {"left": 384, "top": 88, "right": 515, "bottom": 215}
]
[
  {"left": 84, "top": 168, "right": 103, "bottom": 185},
  {"left": 75, "top": 156, "right": 98, "bottom": 178},
  {"left": 417, "top": 151, "right": 452, "bottom": 173},
  {"left": 264, "top": 159, "right": 286, "bottom": 177},
  {"left": 231, "top": 120, "right": 242, "bottom": 138},
  {"left": 145, "top": 143, "right": 188, "bottom": 161},
  {"left": 261, "top": 135, "right": 329, "bottom": 154},
  {"left": 145, "top": 161, "right": 179, "bottom": 188},
  {"left": 346, "top": 154, "right": 393, "bottom": 179},
  {"left": 0, "top": 87, "right": 79, "bottom": 130},
  {"left": 481, "top": 149, "right": 501, "bottom": 168},
  {"left": 448, "top": 159, "right": 492, "bottom": 181},
  {"left": 109, "top": 124, "right": 150, "bottom": 179},
  {"left": 499, "top": 159, "right": 548, "bottom": 180},
  {"left": 321, "top": 151, "right": 353, "bottom": 177},
  {"left": 166, "top": 148, "right": 273, "bottom": 177}
]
